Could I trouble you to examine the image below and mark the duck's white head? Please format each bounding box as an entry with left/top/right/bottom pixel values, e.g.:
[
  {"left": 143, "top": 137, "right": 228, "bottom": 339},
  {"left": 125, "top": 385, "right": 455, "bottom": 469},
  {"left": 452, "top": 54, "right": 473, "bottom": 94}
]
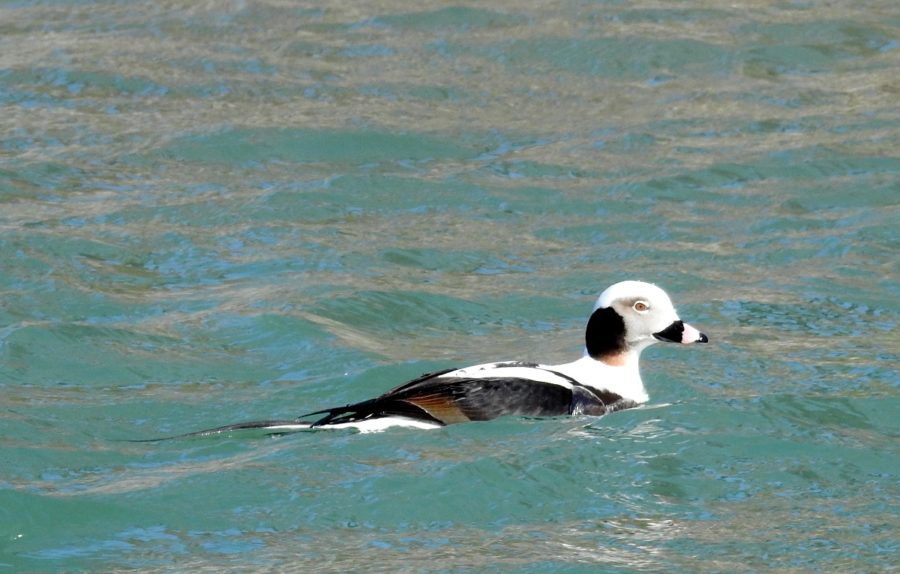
[{"left": 586, "top": 280, "right": 708, "bottom": 364}]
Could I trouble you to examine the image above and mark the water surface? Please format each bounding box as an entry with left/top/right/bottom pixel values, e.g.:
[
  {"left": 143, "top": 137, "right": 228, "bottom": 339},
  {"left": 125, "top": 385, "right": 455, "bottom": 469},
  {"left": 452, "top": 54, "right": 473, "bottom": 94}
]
[{"left": 1, "top": 1, "right": 898, "bottom": 572}]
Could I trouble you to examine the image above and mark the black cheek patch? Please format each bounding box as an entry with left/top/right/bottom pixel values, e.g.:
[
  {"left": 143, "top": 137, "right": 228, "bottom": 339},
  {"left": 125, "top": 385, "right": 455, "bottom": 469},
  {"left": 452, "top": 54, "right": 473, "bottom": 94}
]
[
  {"left": 585, "top": 306, "right": 627, "bottom": 359},
  {"left": 653, "top": 320, "right": 684, "bottom": 343}
]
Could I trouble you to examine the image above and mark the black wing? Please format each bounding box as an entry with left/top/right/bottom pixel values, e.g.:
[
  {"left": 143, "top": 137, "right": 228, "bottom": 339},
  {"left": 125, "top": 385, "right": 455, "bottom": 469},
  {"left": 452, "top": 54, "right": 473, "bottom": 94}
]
[{"left": 304, "top": 369, "right": 626, "bottom": 427}]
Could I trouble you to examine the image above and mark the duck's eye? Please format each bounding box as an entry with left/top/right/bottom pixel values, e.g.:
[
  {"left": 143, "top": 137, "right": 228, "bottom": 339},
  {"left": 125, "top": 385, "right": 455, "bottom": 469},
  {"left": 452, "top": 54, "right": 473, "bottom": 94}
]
[{"left": 633, "top": 301, "right": 650, "bottom": 313}]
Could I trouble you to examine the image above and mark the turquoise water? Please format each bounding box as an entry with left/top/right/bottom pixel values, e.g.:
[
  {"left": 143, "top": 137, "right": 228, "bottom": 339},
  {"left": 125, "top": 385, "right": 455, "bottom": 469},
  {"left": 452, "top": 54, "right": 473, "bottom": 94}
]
[{"left": 1, "top": 1, "right": 898, "bottom": 572}]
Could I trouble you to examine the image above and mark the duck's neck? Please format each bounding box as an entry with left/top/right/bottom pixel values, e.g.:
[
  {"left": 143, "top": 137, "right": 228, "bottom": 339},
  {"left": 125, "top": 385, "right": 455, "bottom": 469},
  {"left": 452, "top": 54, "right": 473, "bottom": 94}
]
[
  {"left": 595, "top": 348, "right": 634, "bottom": 367},
  {"left": 555, "top": 352, "right": 649, "bottom": 404}
]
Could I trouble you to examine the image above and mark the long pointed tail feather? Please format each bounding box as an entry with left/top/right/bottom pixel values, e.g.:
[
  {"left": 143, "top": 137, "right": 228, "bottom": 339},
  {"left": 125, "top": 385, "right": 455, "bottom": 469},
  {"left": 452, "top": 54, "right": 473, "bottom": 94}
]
[{"left": 128, "top": 419, "right": 314, "bottom": 442}]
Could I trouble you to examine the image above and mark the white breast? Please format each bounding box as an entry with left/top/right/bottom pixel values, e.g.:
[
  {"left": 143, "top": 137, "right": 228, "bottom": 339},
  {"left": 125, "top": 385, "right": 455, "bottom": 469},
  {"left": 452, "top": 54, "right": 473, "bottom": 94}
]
[{"left": 549, "top": 356, "right": 649, "bottom": 404}]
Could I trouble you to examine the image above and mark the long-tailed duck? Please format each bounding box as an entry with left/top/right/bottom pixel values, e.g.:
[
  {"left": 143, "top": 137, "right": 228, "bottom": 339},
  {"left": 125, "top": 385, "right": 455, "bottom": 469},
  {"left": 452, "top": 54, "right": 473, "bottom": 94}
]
[{"left": 160, "top": 281, "right": 707, "bottom": 437}]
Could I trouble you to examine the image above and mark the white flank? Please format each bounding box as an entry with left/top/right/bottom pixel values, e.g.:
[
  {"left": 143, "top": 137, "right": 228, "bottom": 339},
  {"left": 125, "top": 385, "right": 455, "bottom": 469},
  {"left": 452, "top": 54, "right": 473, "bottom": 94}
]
[
  {"left": 439, "top": 363, "right": 576, "bottom": 389},
  {"left": 325, "top": 417, "right": 443, "bottom": 433}
]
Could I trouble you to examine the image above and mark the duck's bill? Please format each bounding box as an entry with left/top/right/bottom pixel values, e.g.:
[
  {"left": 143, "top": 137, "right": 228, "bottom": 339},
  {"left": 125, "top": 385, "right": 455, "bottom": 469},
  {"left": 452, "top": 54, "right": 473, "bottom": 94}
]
[{"left": 653, "top": 320, "right": 709, "bottom": 344}]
